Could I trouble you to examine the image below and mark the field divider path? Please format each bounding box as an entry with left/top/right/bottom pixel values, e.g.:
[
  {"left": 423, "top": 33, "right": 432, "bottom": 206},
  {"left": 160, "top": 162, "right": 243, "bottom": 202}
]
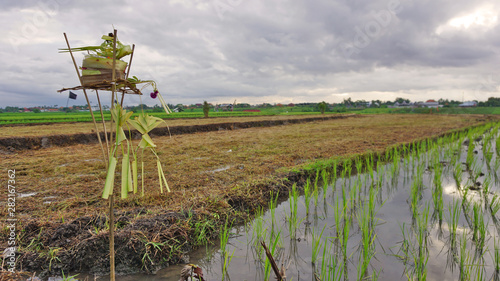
[{"left": 0, "top": 114, "right": 358, "bottom": 152}]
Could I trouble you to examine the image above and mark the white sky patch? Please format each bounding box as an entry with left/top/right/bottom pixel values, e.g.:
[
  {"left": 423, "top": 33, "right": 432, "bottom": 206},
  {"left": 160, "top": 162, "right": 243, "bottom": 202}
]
[
  {"left": 436, "top": 6, "right": 498, "bottom": 34},
  {"left": 449, "top": 7, "right": 498, "bottom": 29}
]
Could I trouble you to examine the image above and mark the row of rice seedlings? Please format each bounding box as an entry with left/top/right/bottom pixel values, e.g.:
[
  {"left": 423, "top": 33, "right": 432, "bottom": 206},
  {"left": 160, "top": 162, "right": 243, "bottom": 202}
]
[
  {"left": 402, "top": 204, "right": 431, "bottom": 281},
  {"left": 356, "top": 196, "right": 378, "bottom": 280},
  {"left": 333, "top": 194, "right": 344, "bottom": 244},
  {"left": 330, "top": 160, "right": 338, "bottom": 188},
  {"left": 344, "top": 158, "right": 353, "bottom": 179},
  {"left": 458, "top": 231, "right": 486, "bottom": 281},
  {"left": 432, "top": 162, "right": 444, "bottom": 227},
  {"left": 304, "top": 178, "right": 312, "bottom": 216},
  {"left": 412, "top": 203, "right": 430, "bottom": 281},
  {"left": 340, "top": 204, "right": 351, "bottom": 275},
  {"left": 447, "top": 198, "right": 462, "bottom": 255},
  {"left": 483, "top": 131, "right": 494, "bottom": 167},
  {"left": 349, "top": 178, "right": 361, "bottom": 217},
  {"left": 493, "top": 157, "right": 500, "bottom": 185},
  {"left": 375, "top": 161, "right": 385, "bottom": 191},
  {"left": 288, "top": 183, "right": 301, "bottom": 239},
  {"left": 391, "top": 147, "right": 401, "bottom": 181},
  {"left": 220, "top": 219, "right": 235, "bottom": 280},
  {"left": 321, "top": 169, "right": 330, "bottom": 199},
  {"left": 367, "top": 184, "right": 381, "bottom": 231},
  {"left": 311, "top": 225, "right": 326, "bottom": 265},
  {"left": 496, "top": 130, "right": 500, "bottom": 157},
  {"left": 483, "top": 176, "right": 492, "bottom": 199},
  {"left": 313, "top": 178, "right": 321, "bottom": 208},
  {"left": 398, "top": 223, "right": 411, "bottom": 267},
  {"left": 449, "top": 133, "right": 464, "bottom": 170},
  {"left": 268, "top": 191, "right": 279, "bottom": 234},
  {"left": 493, "top": 238, "right": 500, "bottom": 281},
  {"left": 453, "top": 160, "right": 464, "bottom": 190},
  {"left": 467, "top": 157, "right": 482, "bottom": 187},
  {"left": 460, "top": 190, "right": 476, "bottom": 233},
  {"left": 471, "top": 201, "right": 488, "bottom": 258},
  {"left": 409, "top": 169, "right": 423, "bottom": 221},
  {"left": 366, "top": 154, "right": 375, "bottom": 184},
  {"left": 319, "top": 239, "right": 343, "bottom": 280},
  {"left": 466, "top": 132, "right": 476, "bottom": 167},
  {"left": 219, "top": 219, "right": 232, "bottom": 254},
  {"left": 458, "top": 232, "right": 473, "bottom": 281},
  {"left": 313, "top": 169, "right": 320, "bottom": 190},
  {"left": 355, "top": 156, "right": 364, "bottom": 178}
]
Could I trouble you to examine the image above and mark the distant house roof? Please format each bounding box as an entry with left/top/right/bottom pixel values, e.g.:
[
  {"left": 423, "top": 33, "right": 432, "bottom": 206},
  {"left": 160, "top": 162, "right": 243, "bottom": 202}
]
[
  {"left": 459, "top": 101, "right": 477, "bottom": 107},
  {"left": 419, "top": 101, "right": 440, "bottom": 108},
  {"left": 394, "top": 101, "right": 411, "bottom": 107}
]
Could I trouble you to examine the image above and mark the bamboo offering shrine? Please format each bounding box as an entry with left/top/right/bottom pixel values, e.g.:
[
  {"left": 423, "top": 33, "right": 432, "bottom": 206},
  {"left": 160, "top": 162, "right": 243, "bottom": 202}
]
[{"left": 58, "top": 29, "right": 171, "bottom": 281}]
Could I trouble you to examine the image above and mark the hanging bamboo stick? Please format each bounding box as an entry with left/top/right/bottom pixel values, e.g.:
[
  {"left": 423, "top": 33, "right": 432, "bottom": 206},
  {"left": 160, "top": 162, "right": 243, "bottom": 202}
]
[
  {"left": 96, "top": 90, "right": 110, "bottom": 158},
  {"left": 63, "top": 33, "right": 108, "bottom": 167},
  {"left": 120, "top": 44, "right": 136, "bottom": 106}
]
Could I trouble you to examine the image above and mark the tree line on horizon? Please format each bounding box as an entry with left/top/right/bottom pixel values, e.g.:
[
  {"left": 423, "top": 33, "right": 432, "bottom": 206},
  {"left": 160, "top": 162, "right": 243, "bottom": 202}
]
[{"left": 1, "top": 97, "right": 500, "bottom": 113}]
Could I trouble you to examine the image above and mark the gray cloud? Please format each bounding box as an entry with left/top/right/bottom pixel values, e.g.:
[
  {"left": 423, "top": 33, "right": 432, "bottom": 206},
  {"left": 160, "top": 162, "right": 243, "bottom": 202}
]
[{"left": 0, "top": 0, "right": 499, "bottom": 107}]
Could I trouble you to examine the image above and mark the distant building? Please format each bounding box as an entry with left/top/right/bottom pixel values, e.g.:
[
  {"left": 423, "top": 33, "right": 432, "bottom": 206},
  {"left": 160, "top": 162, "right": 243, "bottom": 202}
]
[
  {"left": 459, "top": 101, "right": 477, "bottom": 107},
  {"left": 393, "top": 101, "right": 413, "bottom": 108},
  {"left": 215, "top": 104, "right": 233, "bottom": 112},
  {"left": 418, "top": 100, "right": 441, "bottom": 108}
]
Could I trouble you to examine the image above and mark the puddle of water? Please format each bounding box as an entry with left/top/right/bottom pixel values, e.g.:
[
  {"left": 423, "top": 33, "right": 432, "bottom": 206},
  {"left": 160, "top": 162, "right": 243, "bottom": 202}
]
[
  {"left": 43, "top": 196, "right": 57, "bottom": 204},
  {"left": 17, "top": 192, "right": 37, "bottom": 198},
  {"left": 205, "top": 165, "right": 231, "bottom": 173},
  {"left": 84, "top": 158, "right": 103, "bottom": 162}
]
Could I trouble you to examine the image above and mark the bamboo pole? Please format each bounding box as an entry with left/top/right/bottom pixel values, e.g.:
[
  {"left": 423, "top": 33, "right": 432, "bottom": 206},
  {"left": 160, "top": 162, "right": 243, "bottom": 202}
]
[
  {"left": 120, "top": 44, "right": 136, "bottom": 107},
  {"left": 109, "top": 28, "right": 118, "bottom": 281},
  {"left": 63, "top": 33, "right": 108, "bottom": 167},
  {"left": 96, "top": 90, "right": 110, "bottom": 159},
  {"left": 109, "top": 193, "right": 115, "bottom": 281}
]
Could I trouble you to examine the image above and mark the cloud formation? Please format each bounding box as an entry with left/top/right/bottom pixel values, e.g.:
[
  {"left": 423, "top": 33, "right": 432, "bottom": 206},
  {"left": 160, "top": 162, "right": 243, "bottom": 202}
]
[{"left": 0, "top": 0, "right": 499, "bottom": 107}]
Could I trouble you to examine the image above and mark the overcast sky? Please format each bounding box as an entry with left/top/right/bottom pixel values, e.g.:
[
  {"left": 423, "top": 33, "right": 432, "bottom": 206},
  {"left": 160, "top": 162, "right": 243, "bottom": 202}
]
[{"left": 1, "top": 0, "right": 499, "bottom": 107}]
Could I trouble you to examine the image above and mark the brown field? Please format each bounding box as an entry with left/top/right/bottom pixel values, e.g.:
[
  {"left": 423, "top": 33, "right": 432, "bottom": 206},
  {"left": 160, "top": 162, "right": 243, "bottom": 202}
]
[
  {"left": 1, "top": 114, "right": 486, "bottom": 220},
  {"left": 1, "top": 114, "right": 337, "bottom": 138},
  {"left": 0, "top": 113, "right": 493, "bottom": 276}
]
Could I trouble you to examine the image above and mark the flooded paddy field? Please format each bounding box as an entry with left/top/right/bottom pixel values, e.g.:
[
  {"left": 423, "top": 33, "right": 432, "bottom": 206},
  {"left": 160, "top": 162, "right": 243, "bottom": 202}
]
[
  {"left": 124, "top": 121, "right": 500, "bottom": 280},
  {"left": 1, "top": 114, "right": 498, "bottom": 280}
]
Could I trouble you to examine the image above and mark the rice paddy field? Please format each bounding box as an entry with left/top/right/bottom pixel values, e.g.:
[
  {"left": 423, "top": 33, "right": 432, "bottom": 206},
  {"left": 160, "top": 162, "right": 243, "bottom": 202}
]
[{"left": 1, "top": 113, "right": 499, "bottom": 280}]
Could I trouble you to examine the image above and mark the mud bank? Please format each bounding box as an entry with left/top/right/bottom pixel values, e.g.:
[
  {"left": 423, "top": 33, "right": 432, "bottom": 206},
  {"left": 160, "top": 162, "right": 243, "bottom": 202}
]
[{"left": 0, "top": 115, "right": 356, "bottom": 152}]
